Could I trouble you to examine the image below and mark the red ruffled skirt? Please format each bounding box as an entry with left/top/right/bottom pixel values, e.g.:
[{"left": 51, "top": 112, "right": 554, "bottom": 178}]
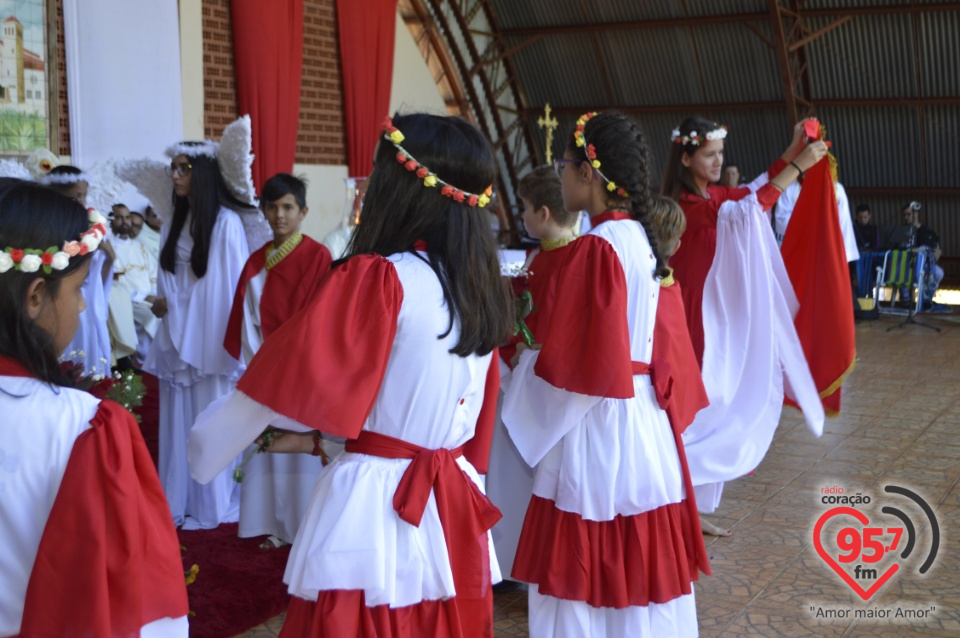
[
  {"left": 279, "top": 588, "right": 493, "bottom": 638},
  {"left": 512, "top": 495, "right": 707, "bottom": 609}
]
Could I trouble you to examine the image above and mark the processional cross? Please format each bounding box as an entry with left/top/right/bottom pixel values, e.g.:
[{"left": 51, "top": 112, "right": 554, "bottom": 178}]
[{"left": 537, "top": 103, "right": 559, "bottom": 164}]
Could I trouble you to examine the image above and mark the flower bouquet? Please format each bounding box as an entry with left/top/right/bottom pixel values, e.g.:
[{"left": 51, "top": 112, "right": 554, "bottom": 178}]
[{"left": 503, "top": 262, "right": 536, "bottom": 347}]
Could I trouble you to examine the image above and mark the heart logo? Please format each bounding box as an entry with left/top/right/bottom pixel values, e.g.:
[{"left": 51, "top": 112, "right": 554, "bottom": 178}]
[{"left": 813, "top": 506, "right": 899, "bottom": 600}]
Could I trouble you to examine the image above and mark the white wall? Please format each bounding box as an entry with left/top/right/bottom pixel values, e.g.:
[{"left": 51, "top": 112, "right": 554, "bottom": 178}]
[
  {"left": 294, "top": 163, "right": 349, "bottom": 243},
  {"left": 389, "top": 15, "right": 447, "bottom": 116}
]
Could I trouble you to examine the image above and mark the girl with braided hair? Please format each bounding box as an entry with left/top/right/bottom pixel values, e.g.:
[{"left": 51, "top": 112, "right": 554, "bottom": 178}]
[{"left": 502, "top": 111, "right": 708, "bottom": 636}]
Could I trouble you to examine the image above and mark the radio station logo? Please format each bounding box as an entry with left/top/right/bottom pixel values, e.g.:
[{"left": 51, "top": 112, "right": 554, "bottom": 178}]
[{"left": 813, "top": 484, "right": 939, "bottom": 601}]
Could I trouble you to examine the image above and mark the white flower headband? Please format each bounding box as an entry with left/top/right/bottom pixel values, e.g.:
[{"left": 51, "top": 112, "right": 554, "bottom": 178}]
[
  {"left": 39, "top": 171, "right": 92, "bottom": 186},
  {"left": 165, "top": 141, "right": 220, "bottom": 159},
  {"left": 671, "top": 125, "right": 728, "bottom": 147},
  {"left": 0, "top": 208, "right": 108, "bottom": 275}
]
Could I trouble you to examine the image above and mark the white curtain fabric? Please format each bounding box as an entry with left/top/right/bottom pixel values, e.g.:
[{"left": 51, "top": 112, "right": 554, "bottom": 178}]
[{"left": 63, "top": 0, "right": 182, "bottom": 165}]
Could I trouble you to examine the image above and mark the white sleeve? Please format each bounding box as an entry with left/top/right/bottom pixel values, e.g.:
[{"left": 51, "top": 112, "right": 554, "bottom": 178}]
[
  {"left": 500, "top": 349, "right": 601, "bottom": 467},
  {"left": 189, "top": 390, "right": 278, "bottom": 484}
]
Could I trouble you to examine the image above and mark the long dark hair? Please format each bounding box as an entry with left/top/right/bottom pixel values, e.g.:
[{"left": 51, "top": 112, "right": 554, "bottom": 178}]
[
  {"left": 347, "top": 113, "right": 512, "bottom": 357},
  {"left": 0, "top": 180, "right": 93, "bottom": 385},
  {"left": 660, "top": 115, "right": 722, "bottom": 201},
  {"left": 160, "top": 145, "right": 254, "bottom": 278},
  {"left": 566, "top": 111, "right": 668, "bottom": 278}
]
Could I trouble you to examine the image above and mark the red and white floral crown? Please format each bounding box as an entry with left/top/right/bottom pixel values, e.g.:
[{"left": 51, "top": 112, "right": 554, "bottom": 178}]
[
  {"left": 382, "top": 117, "right": 493, "bottom": 208},
  {"left": 574, "top": 112, "right": 629, "bottom": 199},
  {"left": 671, "top": 125, "right": 728, "bottom": 147},
  {"left": 0, "top": 208, "right": 107, "bottom": 275}
]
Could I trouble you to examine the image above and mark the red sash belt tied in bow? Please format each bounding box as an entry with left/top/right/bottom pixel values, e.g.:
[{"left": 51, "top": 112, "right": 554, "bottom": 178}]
[
  {"left": 344, "top": 430, "right": 502, "bottom": 600},
  {"left": 632, "top": 360, "right": 673, "bottom": 413}
]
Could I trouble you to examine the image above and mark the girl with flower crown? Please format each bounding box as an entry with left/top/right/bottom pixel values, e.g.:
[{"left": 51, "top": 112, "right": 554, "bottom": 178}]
[
  {"left": 0, "top": 180, "right": 188, "bottom": 637},
  {"left": 661, "top": 118, "right": 828, "bottom": 525},
  {"left": 661, "top": 116, "right": 826, "bottom": 367},
  {"left": 501, "top": 112, "right": 710, "bottom": 637},
  {"left": 189, "top": 113, "right": 512, "bottom": 636},
  {"left": 143, "top": 140, "right": 257, "bottom": 530},
  {"left": 42, "top": 165, "right": 116, "bottom": 377}
]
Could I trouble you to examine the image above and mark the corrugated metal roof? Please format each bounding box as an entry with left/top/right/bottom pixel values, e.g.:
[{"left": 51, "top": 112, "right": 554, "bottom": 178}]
[{"left": 483, "top": 0, "right": 960, "bottom": 268}]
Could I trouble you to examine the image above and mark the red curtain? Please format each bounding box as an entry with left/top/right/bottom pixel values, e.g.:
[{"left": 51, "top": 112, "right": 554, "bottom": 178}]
[
  {"left": 336, "top": 0, "right": 396, "bottom": 177},
  {"left": 230, "top": 0, "right": 304, "bottom": 192}
]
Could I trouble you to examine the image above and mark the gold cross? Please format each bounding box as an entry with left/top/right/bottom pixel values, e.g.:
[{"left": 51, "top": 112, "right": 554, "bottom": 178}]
[{"left": 537, "top": 103, "right": 559, "bottom": 164}]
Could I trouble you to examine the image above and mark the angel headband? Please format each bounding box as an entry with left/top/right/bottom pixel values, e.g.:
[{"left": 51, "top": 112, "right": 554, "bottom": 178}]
[{"left": 40, "top": 172, "right": 92, "bottom": 186}]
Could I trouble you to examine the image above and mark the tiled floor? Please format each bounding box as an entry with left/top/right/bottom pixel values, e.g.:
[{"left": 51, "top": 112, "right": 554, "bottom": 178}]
[{"left": 240, "top": 312, "right": 960, "bottom": 637}]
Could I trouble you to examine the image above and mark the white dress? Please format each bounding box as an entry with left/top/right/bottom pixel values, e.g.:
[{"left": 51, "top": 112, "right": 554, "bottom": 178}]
[
  {"left": 144, "top": 207, "right": 248, "bottom": 529},
  {"left": 502, "top": 217, "right": 700, "bottom": 638},
  {"left": 64, "top": 247, "right": 113, "bottom": 376},
  {"left": 189, "top": 250, "right": 501, "bottom": 631},
  {"left": 0, "top": 366, "right": 188, "bottom": 637}
]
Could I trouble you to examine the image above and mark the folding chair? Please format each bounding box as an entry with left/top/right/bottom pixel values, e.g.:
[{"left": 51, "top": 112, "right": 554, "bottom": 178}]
[{"left": 874, "top": 249, "right": 939, "bottom": 331}]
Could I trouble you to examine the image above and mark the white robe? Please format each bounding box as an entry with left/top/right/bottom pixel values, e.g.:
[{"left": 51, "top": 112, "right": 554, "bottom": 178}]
[
  {"left": 0, "top": 373, "right": 188, "bottom": 637},
  {"left": 775, "top": 181, "right": 860, "bottom": 262},
  {"left": 108, "top": 236, "right": 159, "bottom": 362},
  {"left": 64, "top": 248, "right": 113, "bottom": 376},
  {"left": 144, "top": 208, "right": 248, "bottom": 529},
  {"left": 682, "top": 194, "right": 824, "bottom": 511},
  {"left": 235, "top": 263, "right": 335, "bottom": 544},
  {"left": 138, "top": 224, "right": 162, "bottom": 261}
]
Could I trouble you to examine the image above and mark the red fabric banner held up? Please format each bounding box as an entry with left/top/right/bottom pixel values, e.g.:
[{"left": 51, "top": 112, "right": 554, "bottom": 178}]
[
  {"left": 231, "top": 0, "right": 304, "bottom": 192},
  {"left": 780, "top": 146, "right": 856, "bottom": 416},
  {"left": 337, "top": 0, "right": 396, "bottom": 177}
]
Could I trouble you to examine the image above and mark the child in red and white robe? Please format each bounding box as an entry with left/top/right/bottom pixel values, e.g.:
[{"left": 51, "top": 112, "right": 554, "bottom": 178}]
[{"left": 223, "top": 173, "right": 333, "bottom": 546}]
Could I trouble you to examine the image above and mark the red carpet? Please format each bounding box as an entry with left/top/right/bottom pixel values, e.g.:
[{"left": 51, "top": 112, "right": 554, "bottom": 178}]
[{"left": 136, "top": 373, "right": 291, "bottom": 638}]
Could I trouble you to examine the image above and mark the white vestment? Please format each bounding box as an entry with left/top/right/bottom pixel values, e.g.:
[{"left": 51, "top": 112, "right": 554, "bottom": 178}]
[{"left": 108, "top": 236, "right": 159, "bottom": 362}]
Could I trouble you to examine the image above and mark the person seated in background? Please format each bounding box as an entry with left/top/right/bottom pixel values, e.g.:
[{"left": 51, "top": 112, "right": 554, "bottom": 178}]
[
  {"left": 901, "top": 202, "right": 943, "bottom": 308},
  {"left": 138, "top": 205, "right": 162, "bottom": 261},
  {"left": 107, "top": 203, "right": 158, "bottom": 367},
  {"left": 721, "top": 164, "right": 741, "bottom": 188},
  {"left": 853, "top": 204, "right": 879, "bottom": 252},
  {"left": 129, "top": 209, "right": 145, "bottom": 240}
]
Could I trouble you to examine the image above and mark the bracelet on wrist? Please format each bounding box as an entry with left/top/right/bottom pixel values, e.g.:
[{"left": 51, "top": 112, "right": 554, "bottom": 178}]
[
  {"left": 311, "top": 430, "right": 331, "bottom": 466},
  {"left": 790, "top": 161, "right": 805, "bottom": 178}
]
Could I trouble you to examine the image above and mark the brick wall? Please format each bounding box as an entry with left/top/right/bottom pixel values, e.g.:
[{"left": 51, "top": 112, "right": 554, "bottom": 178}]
[
  {"left": 298, "top": 0, "right": 346, "bottom": 165},
  {"left": 202, "top": 0, "right": 237, "bottom": 140},
  {"left": 56, "top": 0, "right": 70, "bottom": 156},
  {"left": 201, "top": 0, "right": 346, "bottom": 164}
]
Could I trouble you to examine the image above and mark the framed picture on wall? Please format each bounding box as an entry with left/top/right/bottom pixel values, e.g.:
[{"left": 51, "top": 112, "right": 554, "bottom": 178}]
[{"left": 0, "top": 0, "right": 58, "bottom": 156}]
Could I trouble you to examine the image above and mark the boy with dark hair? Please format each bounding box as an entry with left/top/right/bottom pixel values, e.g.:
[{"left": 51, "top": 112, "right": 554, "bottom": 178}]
[{"left": 223, "top": 172, "right": 334, "bottom": 547}]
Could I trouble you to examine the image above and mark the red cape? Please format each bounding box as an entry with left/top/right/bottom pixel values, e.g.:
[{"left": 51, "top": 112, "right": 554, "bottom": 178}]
[
  {"left": 2, "top": 355, "right": 189, "bottom": 638},
  {"left": 224, "top": 235, "right": 333, "bottom": 360},
  {"left": 534, "top": 234, "right": 635, "bottom": 399},
  {"left": 780, "top": 159, "right": 855, "bottom": 415}
]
